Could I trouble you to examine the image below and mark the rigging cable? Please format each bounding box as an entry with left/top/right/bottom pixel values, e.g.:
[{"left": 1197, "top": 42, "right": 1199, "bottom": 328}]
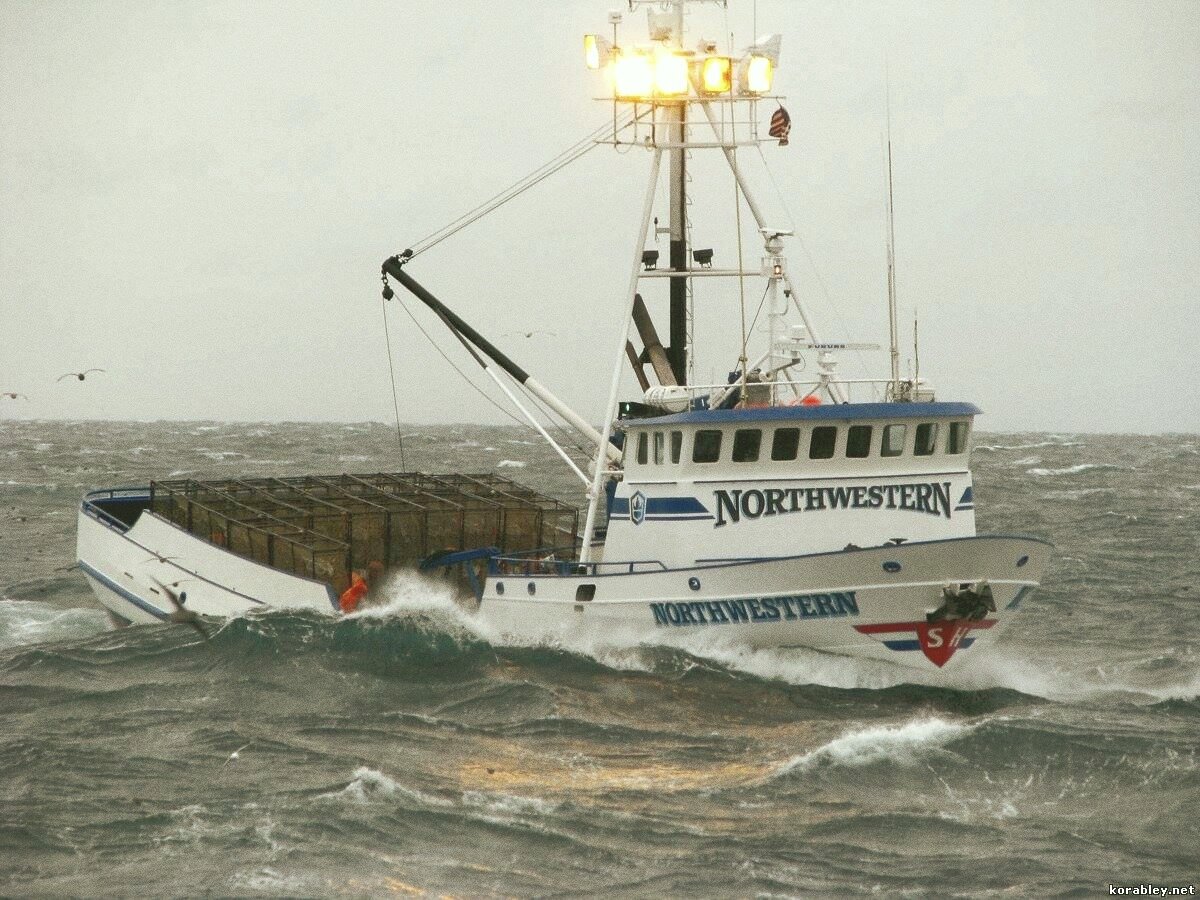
[
  {"left": 754, "top": 143, "right": 879, "bottom": 399},
  {"left": 745, "top": 282, "right": 772, "bottom": 338},
  {"left": 379, "top": 111, "right": 653, "bottom": 464},
  {"left": 388, "top": 295, "right": 532, "bottom": 432},
  {"left": 403, "top": 109, "right": 639, "bottom": 261},
  {"left": 733, "top": 149, "right": 749, "bottom": 400},
  {"left": 380, "top": 291, "right": 407, "bottom": 469},
  {"left": 391, "top": 290, "right": 597, "bottom": 462}
]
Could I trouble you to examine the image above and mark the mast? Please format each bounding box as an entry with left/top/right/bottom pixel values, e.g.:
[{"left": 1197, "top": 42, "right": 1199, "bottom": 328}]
[{"left": 666, "top": 2, "right": 688, "bottom": 385}]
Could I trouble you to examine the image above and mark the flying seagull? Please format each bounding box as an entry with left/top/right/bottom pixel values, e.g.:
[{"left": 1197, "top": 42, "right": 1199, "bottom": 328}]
[
  {"left": 223, "top": 743, "right": 251, "bottom": 768},
  {"left": 1, "top": 392, "right": 29, "bottom": 400},
  {"left": 149, "top": 577, "right": 209, "bottom": 640},
  {"left": 57, "top": 369, "right": 105, "bottom": 382}
]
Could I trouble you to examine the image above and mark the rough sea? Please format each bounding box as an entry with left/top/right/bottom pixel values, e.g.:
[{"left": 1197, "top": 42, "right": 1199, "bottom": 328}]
[{"left": 1, "top": 420, "right": 1197, "bottom": 897}]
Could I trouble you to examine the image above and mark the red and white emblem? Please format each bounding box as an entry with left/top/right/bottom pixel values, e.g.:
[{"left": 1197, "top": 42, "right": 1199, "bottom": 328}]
[{"left": 854, "top": 619, "right": 997, "bottom": 667}]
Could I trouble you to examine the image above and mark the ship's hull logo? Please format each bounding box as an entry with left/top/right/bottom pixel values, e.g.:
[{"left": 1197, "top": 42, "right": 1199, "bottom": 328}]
[
  {"left": 630, "top": 491, "right": 647, "bottom": 525},
  {"left": 854, "top": 619, "right": 997, "bottom": 667}
]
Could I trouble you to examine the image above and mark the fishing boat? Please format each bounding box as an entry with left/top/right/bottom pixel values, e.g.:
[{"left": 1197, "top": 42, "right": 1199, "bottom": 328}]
[{"left": 76, "top": 1, "right": 1050, "bottom": 669}]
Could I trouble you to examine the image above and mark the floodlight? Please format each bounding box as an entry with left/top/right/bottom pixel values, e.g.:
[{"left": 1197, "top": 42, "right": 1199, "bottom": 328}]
[
  {"left": 700, "top": 56, "right": 732, "bottom": 93},
  {"left": 584, "top": 34, "right": 613, "bottom": 70},
  {"left": 613, "top": 50, "right": 654, "bottom": 98},
  {"left": 743, "top": 55, "right": 773, "bottom": 94},
  {"left": 642, "top": 250, "right": 659, "bottom": 270},
  {"left": 653, "top": 51, "right": 689, "bottom": 96},
  {"left": 737, "top": 34, "right": 781, "bottom": 95}
]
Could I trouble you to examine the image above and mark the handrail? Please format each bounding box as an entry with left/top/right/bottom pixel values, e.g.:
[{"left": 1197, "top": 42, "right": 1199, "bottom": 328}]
[
  {"left": 81, "top": 498, "right": 137, "bottom": 532},
  {"left": 487, "top": 548, "right": 669, "bottom": 577}
]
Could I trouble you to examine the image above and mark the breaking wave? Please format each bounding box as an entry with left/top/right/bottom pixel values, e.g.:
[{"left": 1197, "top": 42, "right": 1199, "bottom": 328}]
[
  {"left": 1027, "top": 463, "right": 1125, "bottom": 476},
  {"left": 776, "top": 717, "right": 975, "bottom": 774}
]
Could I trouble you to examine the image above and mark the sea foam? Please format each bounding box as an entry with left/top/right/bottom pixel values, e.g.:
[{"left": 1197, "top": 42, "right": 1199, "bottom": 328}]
[{"left": 776, "top": 717, "right": 975, "bottom": 775}]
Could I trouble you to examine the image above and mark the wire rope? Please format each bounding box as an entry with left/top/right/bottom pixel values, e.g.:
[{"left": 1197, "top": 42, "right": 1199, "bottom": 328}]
[
  {"left": 403, "top": 110, "right": 639, "bottom": 261},
  {"left": 733, "top": 149, "right": 749, "bottom": 400},
  {"left": 755, "top": 143, "right": 878, "bottom": 397},
  {"left": 388, "top": 297, "right": 532, "bottom": 432},
  {"left": 379, "top": 295, "right": 407, "bottom": 469}
]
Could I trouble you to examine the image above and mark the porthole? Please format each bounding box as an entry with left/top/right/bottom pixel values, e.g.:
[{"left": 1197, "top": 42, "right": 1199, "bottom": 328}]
[
  {"left": 527, "top": 582, "right": 536, "bottom": 595},
  {"left": 495, "top": 582, "right": 505, "bottom": 595},
  {"left": 688, "top": 576, "right": 701, "bottom": 591},
  {"left": 882, "top": 561, "right": 902, "bottom": 573},
  {"left": 1016, "top": 555, "right": 1029, "bottom": 568}
]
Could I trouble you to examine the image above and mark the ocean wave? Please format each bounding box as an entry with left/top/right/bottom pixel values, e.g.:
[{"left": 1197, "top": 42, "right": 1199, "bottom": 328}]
[
  {"left": 1027, "top": 463, "right": 1124, "bottom": 477},
  {"left": 227, "top": 868, "right": 317, "bottom": 894},
  {"left": 975, "top": 441, "right": 1083, "bottom": 452},
  {"left": 320, "top": 766, "right": 452, "bottom": 808},
  {"left": 461, "top": 789, "right": 558, "bottom": 818},
  {"left": 1147, "top": 672, "right": 1200, "bottom": 703},
  {"left": 0, "top": 599, "right": 109, "bottom": 651},
  {"left": 195, "top": 449, "right": 247, "bottom": 461},
  {"left": 775, "top": 717, "right": 975, "bottom": 775}
]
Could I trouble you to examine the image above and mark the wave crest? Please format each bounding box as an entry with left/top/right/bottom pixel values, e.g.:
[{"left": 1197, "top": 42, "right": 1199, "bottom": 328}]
[{"left": 776, "top": 717, "right": 974, "bottom": 775}]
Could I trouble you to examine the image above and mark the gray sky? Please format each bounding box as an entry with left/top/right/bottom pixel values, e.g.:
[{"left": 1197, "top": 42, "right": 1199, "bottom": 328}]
[{"left": 2, "top": 0, "right": 1197, "bottom": 433}]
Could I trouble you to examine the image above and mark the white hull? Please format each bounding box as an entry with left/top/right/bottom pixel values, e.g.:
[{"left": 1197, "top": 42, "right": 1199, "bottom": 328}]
[
  {"left": 77, "top": 492, "right": 336, "bottom": 625},
  {"left": 77, "top": 490, "right": 1048, "bottom": 670},
  {"left": 479, "top": 535, "right": 1050, "bottom": 670}
]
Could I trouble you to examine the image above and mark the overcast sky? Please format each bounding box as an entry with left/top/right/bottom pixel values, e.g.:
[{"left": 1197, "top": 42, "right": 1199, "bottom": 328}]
[{"left": 1, "top": 0, "right": 1197, "bottom": 434}]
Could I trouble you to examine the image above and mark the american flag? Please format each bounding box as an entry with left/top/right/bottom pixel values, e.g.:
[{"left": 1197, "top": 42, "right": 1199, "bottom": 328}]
[{"left": 768, "top": 105, "right": 791, "bottom": 146}]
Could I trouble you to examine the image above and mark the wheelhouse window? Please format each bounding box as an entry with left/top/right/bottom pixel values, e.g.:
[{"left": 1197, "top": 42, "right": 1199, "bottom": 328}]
[
  {"left": 636, "top": 432, "right": 648, "bottom": 465},
  {"left": 772, "top": 427, "right": 800, "bottom": 461},
  {"left": 881, "top": 424, "right": 906, "bottom": 457},
  {"left": 809, "top": 426, "right": 837, "bottom": 460},
  {"left": 732, "top": 429, "right": 762, "bottom": 462},
  {"left": 946, "top": 421, "right": 969, "bottom": 455},
  {"left": 693, "top": 430, "right": 722, "bottom": 463},
  {"left": 914, "top": 423, "right": 938, "bottom": 456},
  {"left": 670, "top": 431, "right": 683, "bottom": 463},
  {"left": 846, "top": 425, "right": 872, "bottom": 458},
  {"left": 653, "top": 432, "right": 665, "bottom": 465}
]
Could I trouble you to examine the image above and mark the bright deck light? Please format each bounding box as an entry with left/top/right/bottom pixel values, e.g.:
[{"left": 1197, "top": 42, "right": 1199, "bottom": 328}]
[
  {"left": 700, "top": 56, "right": 732, "bottom": 93},
  {"left": 743, "top": 55, "right": 773, "bottom": 94},
  {"left": 653, "top": 52, "right": 689, "bottom": 96},
  {"left": 613, "top": 51, "right": 654, "bottom": 98},
  {"left": 584, "top": 34, "right": 602, "bottom": 69},
  {"left": 584, "top": 34, "right": 614, "bottom": 70}
]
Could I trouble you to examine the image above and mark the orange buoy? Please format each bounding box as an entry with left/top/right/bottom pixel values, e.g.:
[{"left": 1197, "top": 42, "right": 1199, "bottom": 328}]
[{"left": 800, "top": 394, "right": 821, "bottom": 406}]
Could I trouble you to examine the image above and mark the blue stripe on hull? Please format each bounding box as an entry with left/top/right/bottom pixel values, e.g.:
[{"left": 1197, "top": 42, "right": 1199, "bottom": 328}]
[
  {"left": 78, "top": 560, "right": 168, "bottom": 621},
  {"left": 881, "top": 637, "right": 978, "bottom": 652}
]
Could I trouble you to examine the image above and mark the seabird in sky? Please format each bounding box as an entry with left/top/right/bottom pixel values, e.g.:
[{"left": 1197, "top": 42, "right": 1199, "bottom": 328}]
[{"left": 57, "top": 369, "right": 105, "bottom": 382}]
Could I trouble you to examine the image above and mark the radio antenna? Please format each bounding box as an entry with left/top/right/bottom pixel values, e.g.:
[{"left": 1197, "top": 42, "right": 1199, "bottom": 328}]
[
  {"left": 885, "top": 71, "right": 901, "bottom": 398},
  {"left": 913, "top": 311, "right": 920, "bottom": 395}
]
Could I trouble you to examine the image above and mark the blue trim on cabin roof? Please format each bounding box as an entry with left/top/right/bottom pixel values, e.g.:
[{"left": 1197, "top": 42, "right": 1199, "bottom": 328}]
[{"left": 623, "top": 401, "right": 982, "bottom": 428}]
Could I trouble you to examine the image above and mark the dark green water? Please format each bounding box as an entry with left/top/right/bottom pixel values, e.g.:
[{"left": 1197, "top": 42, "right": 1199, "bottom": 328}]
[{"left": 1, "top": 422, "right": 1197, "bottom": 896}]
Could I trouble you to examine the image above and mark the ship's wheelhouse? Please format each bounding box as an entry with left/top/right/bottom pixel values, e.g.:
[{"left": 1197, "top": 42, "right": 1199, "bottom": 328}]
[
  {"left": 619, "top": 401, "right": 978, "bottom": 480},
  {"left": 603, "top": 402, "right": 981, "bottom": 565}
]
